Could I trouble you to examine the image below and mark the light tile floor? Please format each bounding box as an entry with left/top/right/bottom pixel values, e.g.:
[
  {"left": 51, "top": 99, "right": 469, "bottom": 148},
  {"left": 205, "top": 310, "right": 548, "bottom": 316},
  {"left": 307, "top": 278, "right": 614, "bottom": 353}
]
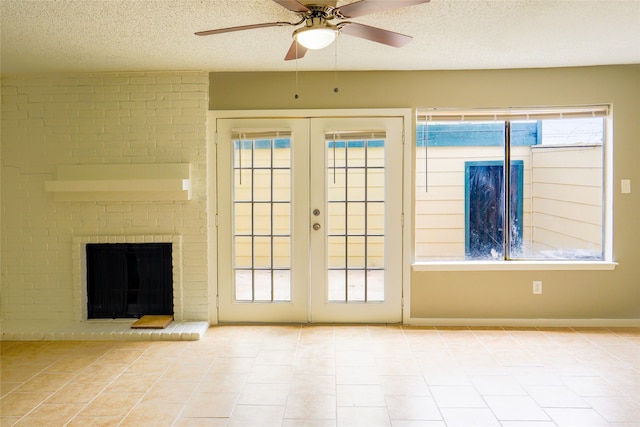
[{"left": 1, "top": 325, "right": 639, "bottom": 426}]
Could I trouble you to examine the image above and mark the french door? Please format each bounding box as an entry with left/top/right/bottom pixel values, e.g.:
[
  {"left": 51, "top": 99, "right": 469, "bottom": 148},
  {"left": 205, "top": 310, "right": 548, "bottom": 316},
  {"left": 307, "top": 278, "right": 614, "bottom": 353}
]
[{"left": 216, "top": 115, "right": 403, "bottom": 323}]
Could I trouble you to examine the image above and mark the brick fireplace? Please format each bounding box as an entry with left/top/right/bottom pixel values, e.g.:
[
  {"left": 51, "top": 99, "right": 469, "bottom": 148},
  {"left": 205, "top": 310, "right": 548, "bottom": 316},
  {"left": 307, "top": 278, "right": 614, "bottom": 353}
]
[{"left": 73, "top": 235, "right": 184, "bottom": 322}]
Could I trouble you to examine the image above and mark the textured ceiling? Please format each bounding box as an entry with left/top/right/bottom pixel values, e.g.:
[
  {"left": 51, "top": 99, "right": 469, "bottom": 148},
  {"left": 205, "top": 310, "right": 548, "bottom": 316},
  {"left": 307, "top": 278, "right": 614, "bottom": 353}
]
[{"left": 1, "top": 0, "right": 639, "bottom": 74}]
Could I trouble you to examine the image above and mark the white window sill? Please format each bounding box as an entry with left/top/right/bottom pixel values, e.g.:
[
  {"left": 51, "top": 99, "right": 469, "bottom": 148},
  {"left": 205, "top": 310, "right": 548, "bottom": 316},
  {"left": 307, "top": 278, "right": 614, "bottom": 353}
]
[{"left": 412, "top": 261, "right": 617, "bottom": 271}]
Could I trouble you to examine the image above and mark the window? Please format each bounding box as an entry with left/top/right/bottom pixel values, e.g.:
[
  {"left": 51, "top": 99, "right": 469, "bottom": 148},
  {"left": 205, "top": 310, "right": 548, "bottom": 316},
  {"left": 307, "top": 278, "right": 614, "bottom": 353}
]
[
  {"left": 233, "top": 131, "right": 292, "bottom": 302},
  {"left": 415, "top": 106, "right": 609, "bottom": 262}
]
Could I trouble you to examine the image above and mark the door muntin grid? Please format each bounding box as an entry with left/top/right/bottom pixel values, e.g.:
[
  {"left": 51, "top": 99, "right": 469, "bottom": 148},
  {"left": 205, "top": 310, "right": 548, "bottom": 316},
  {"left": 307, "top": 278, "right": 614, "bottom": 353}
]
[
  {"left": 326, "top": 134, "right": 386, "bottom": 303},
  {"left": 233, "top": 135, "right": 292, "bottom": 302}
]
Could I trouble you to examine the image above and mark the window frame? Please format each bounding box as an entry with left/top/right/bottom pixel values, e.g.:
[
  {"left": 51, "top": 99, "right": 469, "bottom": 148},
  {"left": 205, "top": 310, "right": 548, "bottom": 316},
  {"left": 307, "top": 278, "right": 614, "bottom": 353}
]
[{"left": 412, "top": 105, "right": 616, "bottom": 271}]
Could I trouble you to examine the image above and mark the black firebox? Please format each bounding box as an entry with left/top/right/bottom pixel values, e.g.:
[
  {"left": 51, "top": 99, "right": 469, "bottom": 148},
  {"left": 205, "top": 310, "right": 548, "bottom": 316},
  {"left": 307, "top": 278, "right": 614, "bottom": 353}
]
[{"left": 86, "top": 243, "right": 173, "bottom": 319}]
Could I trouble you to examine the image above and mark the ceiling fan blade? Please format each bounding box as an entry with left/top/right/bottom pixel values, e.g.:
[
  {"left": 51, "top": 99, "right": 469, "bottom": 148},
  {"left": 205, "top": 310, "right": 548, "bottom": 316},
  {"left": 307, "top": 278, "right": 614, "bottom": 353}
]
[
  {"left": 271, "top": 0, "right": 309, "bottom": 13},
  {"left": 336, "top": 0, "right": 430, "bottom": 18},
  {"left": 284, "top": 41, "right": 308, "bottom": 60},
  {"left": 195, "top": 22, "right": 294, "bottom": 36},
  {"left": 339, "top": 22, "right": 413, "bottom": 48}
]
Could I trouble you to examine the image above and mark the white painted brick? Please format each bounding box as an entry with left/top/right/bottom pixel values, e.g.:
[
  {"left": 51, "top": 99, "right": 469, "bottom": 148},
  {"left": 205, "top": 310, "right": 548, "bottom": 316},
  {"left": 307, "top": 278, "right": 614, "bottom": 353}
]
[
  {"left": 146, "top": 100, "right": 172, "bottom": 109},
  {"left": 129, "top": 76, "right": 157, "bottom": 85},
  {"left": 130, "top": 92, "right": 157, "bottom": 101},
  {"left": 180, "top": 91, "right": 208, "bottom": 100},
  {"left": 121, "top": 84, "right": 148, "bottom": 93},
  {"left": 121, "top": 100, "right": 147, "bottom": 110},
  {"left": 156, "top": 76, "right": 182, "bottom": 84},
  {"left": 103, "top": 77, "right": 130, "bottom": 85},
  {"left": 1, "top": 85, "right": 18, "bottom": 95},
  {"left": 172, "top": 83, "right": 207, "bottom": 92},
  {"left": 2, "top": 71, "right": 209, "bottom": 323},
  {"left": 179, "top": 74, "right": 208, "bottom": 83},
  {"left": 2, "top": 110, "right": 28, "bottom": 120},
  {"left": 50, "top": 94, "right": 81, "bottom": 104}
]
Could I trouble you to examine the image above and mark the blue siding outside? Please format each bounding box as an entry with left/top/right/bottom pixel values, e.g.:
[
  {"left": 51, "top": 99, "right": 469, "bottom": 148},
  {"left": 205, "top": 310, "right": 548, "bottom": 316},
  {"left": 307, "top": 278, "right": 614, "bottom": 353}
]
[
  {"left": 234, "top": 138, "right": 291, "bottom": 149},
  {"left": 416, "top": 122, "right": 539, "bottom": 147},
  {"left": 233, "top": 139, "right": 385, "bottom": 149}
]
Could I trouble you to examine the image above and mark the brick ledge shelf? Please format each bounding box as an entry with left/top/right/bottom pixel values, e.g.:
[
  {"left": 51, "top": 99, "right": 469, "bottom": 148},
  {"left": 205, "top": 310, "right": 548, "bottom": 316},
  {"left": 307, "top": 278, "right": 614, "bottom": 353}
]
[
  {"left": 45, "top": 163, "right": 191, "bottom": 201},
  {"left": 0, "top": 319, "right": 209, "bottom": 341}
]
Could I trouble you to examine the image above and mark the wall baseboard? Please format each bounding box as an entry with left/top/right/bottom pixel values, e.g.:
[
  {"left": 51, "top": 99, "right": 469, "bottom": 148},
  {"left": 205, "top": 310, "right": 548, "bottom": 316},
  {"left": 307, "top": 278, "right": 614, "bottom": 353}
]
[{"left": 407, "top": 317, "right": 640, "bottom": 328}]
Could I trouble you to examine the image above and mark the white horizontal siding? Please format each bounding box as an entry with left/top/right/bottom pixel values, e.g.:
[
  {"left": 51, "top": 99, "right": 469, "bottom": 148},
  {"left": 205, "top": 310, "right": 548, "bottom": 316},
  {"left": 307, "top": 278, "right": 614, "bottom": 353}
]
[
  {"left": 530, "top": 146, "right": 602, "bottom": 252},
  {"left": 415, "top": 144, "right": 603, "bottom": 260}
]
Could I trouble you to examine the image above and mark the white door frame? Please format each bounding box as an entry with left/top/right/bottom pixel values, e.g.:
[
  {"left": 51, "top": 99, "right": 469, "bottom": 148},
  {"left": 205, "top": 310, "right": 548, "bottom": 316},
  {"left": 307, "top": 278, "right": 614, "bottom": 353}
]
[{"left": 207, "top": 109, "right": 413, "bottom": 324}]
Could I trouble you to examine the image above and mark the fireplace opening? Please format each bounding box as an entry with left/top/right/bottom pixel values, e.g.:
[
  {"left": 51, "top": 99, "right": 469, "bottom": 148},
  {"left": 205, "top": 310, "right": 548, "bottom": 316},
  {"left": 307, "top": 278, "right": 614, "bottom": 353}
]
[{"left": 86, "top": 243, "right": 173, "bottom": 319}]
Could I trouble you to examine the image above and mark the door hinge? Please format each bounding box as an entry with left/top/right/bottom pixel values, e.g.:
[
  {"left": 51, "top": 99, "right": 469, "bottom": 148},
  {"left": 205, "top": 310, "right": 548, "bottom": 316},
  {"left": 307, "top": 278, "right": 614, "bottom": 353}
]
[
  {"left": 215, "top": 214, "right": 218, "bottom": 227},
  {"left": 216, "top": 296, "right": 219, "bottom": 308},
  {"left": 214, "top": 132, "right": 219, "bottom": 145},
  {"left": 401, "top": 213, "right": 404, "bottom": 227}
]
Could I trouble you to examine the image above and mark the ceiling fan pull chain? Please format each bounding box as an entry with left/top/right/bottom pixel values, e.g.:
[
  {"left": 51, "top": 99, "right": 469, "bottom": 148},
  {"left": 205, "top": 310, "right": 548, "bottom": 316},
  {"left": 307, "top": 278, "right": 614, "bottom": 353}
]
[
  {"left": 333, "top": 34, "right": 339, "bottom": 93},
  {"left": 294, "top": 42, "right": 300, "bottom": 99}
]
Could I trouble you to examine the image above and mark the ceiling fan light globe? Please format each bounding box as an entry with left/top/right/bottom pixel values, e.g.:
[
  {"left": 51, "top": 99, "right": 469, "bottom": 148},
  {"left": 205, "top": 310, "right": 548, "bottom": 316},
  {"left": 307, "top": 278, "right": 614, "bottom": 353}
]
[{"left": 294, "top": 27, "right": 336, "bottom": 50}]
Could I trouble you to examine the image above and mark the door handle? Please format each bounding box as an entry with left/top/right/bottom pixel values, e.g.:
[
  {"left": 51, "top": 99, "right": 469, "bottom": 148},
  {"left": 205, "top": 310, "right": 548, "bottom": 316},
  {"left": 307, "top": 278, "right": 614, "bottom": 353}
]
[{"left": 313, "top": 223, "right": 321, "bottom": 231}]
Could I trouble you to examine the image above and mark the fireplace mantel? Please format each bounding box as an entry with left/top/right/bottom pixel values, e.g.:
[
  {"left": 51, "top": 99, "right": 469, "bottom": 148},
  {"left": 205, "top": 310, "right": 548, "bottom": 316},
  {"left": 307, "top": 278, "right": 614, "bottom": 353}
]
[{"left": 46, "top": 163, "right": 191, "bottom": 201}]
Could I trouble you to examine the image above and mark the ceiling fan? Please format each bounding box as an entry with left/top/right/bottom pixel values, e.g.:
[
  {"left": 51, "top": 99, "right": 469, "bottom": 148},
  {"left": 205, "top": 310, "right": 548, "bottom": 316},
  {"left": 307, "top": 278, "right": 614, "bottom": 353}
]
[{"left": 195, "top": 0, "right": 430, "bottom": 61}]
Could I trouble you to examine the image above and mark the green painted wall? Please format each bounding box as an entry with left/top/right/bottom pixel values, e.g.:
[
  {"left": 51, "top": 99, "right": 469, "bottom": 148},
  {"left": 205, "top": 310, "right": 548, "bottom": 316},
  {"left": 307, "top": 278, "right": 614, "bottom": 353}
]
[{"left": 210, "top": 65, "right": 640, "bottom": 321}]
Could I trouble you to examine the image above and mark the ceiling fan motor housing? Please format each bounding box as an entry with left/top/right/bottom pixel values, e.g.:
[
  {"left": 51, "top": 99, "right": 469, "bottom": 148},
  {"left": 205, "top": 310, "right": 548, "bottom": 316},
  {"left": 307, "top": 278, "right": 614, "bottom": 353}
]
[{"left": 293, "top": 6, "right": 339, "bottom": 50}]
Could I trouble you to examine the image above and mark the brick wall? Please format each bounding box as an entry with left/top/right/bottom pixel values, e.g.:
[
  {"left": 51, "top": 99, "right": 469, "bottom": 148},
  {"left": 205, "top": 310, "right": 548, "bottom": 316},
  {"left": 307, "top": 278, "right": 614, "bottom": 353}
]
[{"left": 1, "top": 71, "right": 210, "bottom": 322}]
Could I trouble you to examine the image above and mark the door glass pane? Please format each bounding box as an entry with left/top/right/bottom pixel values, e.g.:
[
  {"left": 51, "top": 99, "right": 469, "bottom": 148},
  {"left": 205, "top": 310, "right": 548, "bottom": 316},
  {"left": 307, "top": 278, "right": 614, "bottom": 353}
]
[
  {"left": 235, "top": 270, "right": 251, "bottom": 301},
  {"left": 367, "top": 236, "right": 384, "bottom": 268},
  {"left": 347, "top": 203, "right": 365, "bottom": 235},
  {"left": 367, "top": 168, "right": 385, "bottom": 201},
  {"left": 253, "top": 139, "right": 272, "bottom": 168},
  {"left": 234, "top": 140, "right": 252, "bottom": 168},
  {"left": 234, "top": 203, "right": 251, "bottom": 235},
  {"left": 253, "top": 203, "right": 271, "bottom": 236},
  {"left": 273, "top": 203, "right": 290, "bottom": 235},
  {"left": 272, "top": 138, "right": 291, "bottom": 168},
  {"left": 273, "top": 169, "right": 291, "bottom": 201},
  {"left": 328, "top": 202, "right": 346, "bottom": 235},
  {"left": 328, "top": 236, "right": 346, "bottom": 268},
  {"left": 254, "top": 270, "right": 272, "bottom": 301},
  {"left": 348, "top": 270, "right": 366, "bottom": 302},
  {"left": 367, "top": 139, "right": 385, "bottom": 167},
  {"left": 273, "top": 237, "right": 290, "bottom": 268},
  {"left": 328, "top": 168, "right": 346, "bottom": 201},
  {"left": 233, "top": 134, "right": 292, "bottom": 302},
  {"left": 234, "top": 236, "right": 252, "bottom": 268},
  {"left": 328, "top": 269, "right": 346, "bottom": 302},
  {"left": 325, "top": 133, "right": 386, "bottom": 303},
  {"left": 254, "top": 236, "right": 271, "bottom": 268},
  {"left": 273, "top": 270, "right": 291, "bottom": 301},
  {"left": 347, "top": 141, "right": 366, "bottom": 167},
  {"left": 367, "top": 202, "right": 384, "bottom": 235},
  {"left": 253, "top": 170, "right": 271, "bottom": 202},
  {"left": 347, "top": 168, "right": 365, "bottom": 201},
  {"left": 367, "top": 270, "right": 384, "bottom": 301},
  {"left": 327, "top": 140, "right": 346, "bottom": 168},
  {"left": 234, "top": 169, "right": 252, "bottom": 201},
  {"left": 347, "top": 236, "right": 365, "bottom": 268}
]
